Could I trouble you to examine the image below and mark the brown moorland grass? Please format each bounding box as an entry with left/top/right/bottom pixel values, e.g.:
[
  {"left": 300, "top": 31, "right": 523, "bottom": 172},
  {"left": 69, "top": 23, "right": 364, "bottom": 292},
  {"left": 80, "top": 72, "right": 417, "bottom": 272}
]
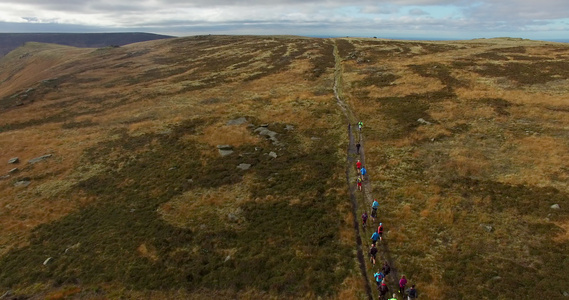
[
  {"left": 0, "top": 36, "right": 361, "bottom": 299},
  {"left": 340, "top": 37, "right": 569, "bottom": 299}
]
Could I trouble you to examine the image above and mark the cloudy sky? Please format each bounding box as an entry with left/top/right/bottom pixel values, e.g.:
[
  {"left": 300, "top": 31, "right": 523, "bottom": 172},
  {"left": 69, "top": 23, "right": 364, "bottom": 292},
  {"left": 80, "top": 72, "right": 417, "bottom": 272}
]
[{"left": 0, "top": 0, "right": 568, "bottom": 40}]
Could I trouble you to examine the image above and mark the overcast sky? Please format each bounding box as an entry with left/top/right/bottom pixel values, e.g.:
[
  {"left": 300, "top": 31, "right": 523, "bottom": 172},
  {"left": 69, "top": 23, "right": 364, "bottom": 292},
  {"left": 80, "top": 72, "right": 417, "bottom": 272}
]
[{"left": 0, "top": 0, "right": 568, "bottom": 40}]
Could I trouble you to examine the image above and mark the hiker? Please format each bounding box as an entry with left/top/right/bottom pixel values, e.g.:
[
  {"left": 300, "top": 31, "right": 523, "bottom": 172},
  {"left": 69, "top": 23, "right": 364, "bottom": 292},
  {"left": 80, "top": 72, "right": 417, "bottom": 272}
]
[
  {"left": 356, "top": 159, "right": 362, "bottom": 173},
  {"left": 388, "top": 293, "right": 398, "bottom": 300},
  {"left": 358, "top": 121, "right": 363, "bottom": 131},
  {"left": 369, "top": 244, "right": 378, "bottom": 266},
  {"left": 357, "top": 176, "right": 363, "bottom": 191},
  {"left": 356, "top": 142, "right": 361, "bottom": 154},
  {"left": 361, "top": 166, "right": 367, "bottom": 180},
  {"left": 377, "top": 223, "right": 384, "bottom": 241},
  {"left": 381, "top": 260, "right": 391, "bottom": 276},
  {"left": 399, "top": 275, "right": 407, "bottom": 295},
  {"left": 406, "top": 285, "right": 418, "bottom": 299},
  {"left": 371, "top": 199, "right": 379, "bottom": 222},
  {"left": 373, "top": 270, "right": 384, "bottom": 288},
  {"left": 379, "top": 281, "right": 389, "bottom": 300},
  {"left": 371, "top": 231, "right": 380, "bottom": 245},
  {"left": 362, "top": 211, "right": 368, "bottom": 228}
]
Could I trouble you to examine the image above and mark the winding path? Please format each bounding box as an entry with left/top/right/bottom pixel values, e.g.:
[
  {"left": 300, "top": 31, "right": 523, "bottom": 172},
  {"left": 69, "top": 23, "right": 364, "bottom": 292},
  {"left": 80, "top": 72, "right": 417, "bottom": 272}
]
[{"left": 332, "top": 41, "right": 400, "bottom": 299}]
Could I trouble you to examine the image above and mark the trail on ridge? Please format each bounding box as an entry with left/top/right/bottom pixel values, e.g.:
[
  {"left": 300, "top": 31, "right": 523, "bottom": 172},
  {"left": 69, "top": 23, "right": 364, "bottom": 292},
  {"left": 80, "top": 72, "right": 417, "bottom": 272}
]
[{"left": 332, "top": 41, "right": 399, "bottom": 299}]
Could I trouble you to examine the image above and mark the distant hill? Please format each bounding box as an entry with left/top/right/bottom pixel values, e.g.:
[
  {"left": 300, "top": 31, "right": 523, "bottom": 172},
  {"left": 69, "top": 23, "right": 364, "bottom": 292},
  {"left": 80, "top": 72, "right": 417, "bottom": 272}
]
[{"left": 0, "top": 32, "right": 174, "bottom": 57}]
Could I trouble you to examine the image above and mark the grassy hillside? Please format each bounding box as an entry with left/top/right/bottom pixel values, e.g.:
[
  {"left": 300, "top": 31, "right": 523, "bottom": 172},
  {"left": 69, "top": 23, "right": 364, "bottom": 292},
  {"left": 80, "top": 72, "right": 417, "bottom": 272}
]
[
  {"left": 336, "top": 37, "right": 569, "bottom": 299},
  {"left": 0, "top": 35, "right": 568, "bottom": 299}
]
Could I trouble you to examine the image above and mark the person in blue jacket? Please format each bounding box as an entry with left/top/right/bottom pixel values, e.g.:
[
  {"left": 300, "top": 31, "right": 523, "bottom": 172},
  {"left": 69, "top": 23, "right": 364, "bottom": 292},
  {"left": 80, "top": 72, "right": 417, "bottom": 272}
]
[
  {"left": 371, "top": 199, "right": 379, "bottom": 222},
  {"left": 361, "top": 166, "right": 367, "bottom": 180},
  {"left": 373, "top": 270, "right": 384, "bottom": 288},
  {"left": 371, "top": 231, "right": 380, "bottom": 245}
]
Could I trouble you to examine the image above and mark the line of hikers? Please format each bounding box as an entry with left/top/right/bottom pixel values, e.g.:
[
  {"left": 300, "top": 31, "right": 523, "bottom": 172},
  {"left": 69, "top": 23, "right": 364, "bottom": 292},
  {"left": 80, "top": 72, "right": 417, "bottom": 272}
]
[{"left": 355, "top": 121, "right": 418, "bottom": 300}]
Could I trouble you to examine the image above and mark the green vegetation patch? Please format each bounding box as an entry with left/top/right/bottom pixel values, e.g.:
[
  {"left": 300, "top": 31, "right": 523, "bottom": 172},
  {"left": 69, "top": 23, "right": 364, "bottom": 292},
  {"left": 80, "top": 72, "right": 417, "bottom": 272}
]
[
  {"left": 409, "top": 63, "right": 466, "bottom": 90},
  {"left": 444, "top": 178, "right": 569, "bottom": 217},
  {"left": 473, "top": 51, "right": 509, "bottom": 61},
  {"left": 0, "top": 116, "right": 353, "bottom": 298},
  {"left": 308, "top": 40, "right": 335, "bottom": 79},
  {"left": 438, "top": 177, "right": 569, "bottom": 299},
  {"left": 353, "top": 68, "right": 399, "bottom": 88},
  {"left": 336, "top": 39, "right": 356, "bottom": 59},
  {"left": 474, "top": 61, "right": 569, "bottom": 84},
  {"left": 375, "top": 90, "right": 455, "bottom": 140}
]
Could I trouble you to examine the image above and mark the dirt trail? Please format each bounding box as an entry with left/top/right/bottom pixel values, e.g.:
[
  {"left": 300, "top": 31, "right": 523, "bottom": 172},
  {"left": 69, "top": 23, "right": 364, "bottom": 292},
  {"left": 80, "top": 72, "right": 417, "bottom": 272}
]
[
  {"left": 332, "top": 41, "right": 400, "bottom": 299},
  {"left": 333, "top": 42, "right": 373, "bottom": 300}
]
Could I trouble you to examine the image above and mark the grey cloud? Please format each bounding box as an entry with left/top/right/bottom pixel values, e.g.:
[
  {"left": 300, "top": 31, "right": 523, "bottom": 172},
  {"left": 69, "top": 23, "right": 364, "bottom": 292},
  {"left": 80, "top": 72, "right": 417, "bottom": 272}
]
[
  {"left": 361, "top": 5, "right": 400, "bottom": 14},
  {"left": 409, "top": 8, "right": 429, "bottom": 16},
  {"left": 464, "top": 0, "right": 569, "bottom": 21}
]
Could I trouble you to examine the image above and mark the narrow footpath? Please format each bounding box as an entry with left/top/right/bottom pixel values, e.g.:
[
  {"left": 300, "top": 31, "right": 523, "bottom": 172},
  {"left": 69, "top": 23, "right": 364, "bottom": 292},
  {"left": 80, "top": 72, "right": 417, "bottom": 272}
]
[
  {"left": 333, "top": 41, "right": 400, "bottom": 299},
  {"left": 333, "top": 42, "right": 373, "bottom": 300}
]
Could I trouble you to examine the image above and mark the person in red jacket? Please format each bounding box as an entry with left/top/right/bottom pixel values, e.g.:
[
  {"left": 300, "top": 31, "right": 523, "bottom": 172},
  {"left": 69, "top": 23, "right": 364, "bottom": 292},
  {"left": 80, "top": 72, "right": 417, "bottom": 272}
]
[
  {"left": 377, "top": 223, "right": 384, "bottom": 241},
  {"left": 356, "top": 159, "right": 362, "bottom": 173}
]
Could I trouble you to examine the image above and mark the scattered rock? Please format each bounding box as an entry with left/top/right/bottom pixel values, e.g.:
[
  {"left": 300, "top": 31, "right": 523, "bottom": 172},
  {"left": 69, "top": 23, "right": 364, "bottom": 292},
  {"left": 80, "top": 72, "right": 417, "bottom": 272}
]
[
  {"left": 43, "top": 257, "right": 53, "bottom": 265},
  {"left": 417, "top": 118, "right": 432, "bottom": 125},
  {"left": 551, "top": 204, "right": 560, "bottom": 210},
  {"left": 217, "top": 145, "right": 234, "bottom": 156},
  {"left": 311, "top": 137, "right": 321, "bottom": 140},
  {"left": 285, "top": 125, "right": 295, "bottom": 131},
  {"left": 168, "top": 167, "right": 177, "bottom": 171},
  {"left": 227, "top": 213, "right": 238, "bottom": 222},
  {"left": 268, "top": 151, "right": 278, "bottom": 158},
  {"left": 260, "top": 124, "right": 269, "bottom": 127},
  {"left": 8, "top": 168, "right": 18, "bottom": 174},
  {"left": 254, "top": 127, "right": 280, "bottom": 145},
  {"left": 237, "top": 163, "right": 251, "bottom": 170},
  {"left": 491, "top": 276, "right": 501, "bottom": 281},
  {"left": 219, "top": 149, "right": 234, "bottom": 156},
  {"left": 64, "top": 243, "right": 81, "bottom": 254},
  {"left": 480, "top": 224, "right": 493, "bottom": 232},
  {"left": 8, "top": 157, "right": 19, "bottom": 164},
  {"left": 224, "top": 255, "right": 231, "bottom": 263},
  {"left": 28, "top": 154, "right": 53, "bottom": 164},
  {"left": 226, "top": 117, "right": 248, "bottom": 126},
  {"left": 0, "top": 175, "right": 10, "bottom": 180},
  {"left": 563, "top": 291, "right": 569, "bottom": 297},
  {"left": 14, "top": 180, "right": 31, "bottom": 187}
]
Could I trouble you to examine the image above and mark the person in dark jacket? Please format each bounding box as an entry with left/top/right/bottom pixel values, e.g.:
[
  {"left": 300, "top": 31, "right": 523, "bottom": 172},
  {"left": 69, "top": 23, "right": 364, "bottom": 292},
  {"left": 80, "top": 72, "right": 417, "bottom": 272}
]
[
  {"left": 381, "top": 261, "right": 391, "bottom": 277},
  {"left": 406, "top": 284, "right": 418, "bottom": 299},
  {"left": 378, "top": 281, "right": 389, "bottom": 300},
  {"left": 369, "top": 244, "right": 378, "bottom": 266}
]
